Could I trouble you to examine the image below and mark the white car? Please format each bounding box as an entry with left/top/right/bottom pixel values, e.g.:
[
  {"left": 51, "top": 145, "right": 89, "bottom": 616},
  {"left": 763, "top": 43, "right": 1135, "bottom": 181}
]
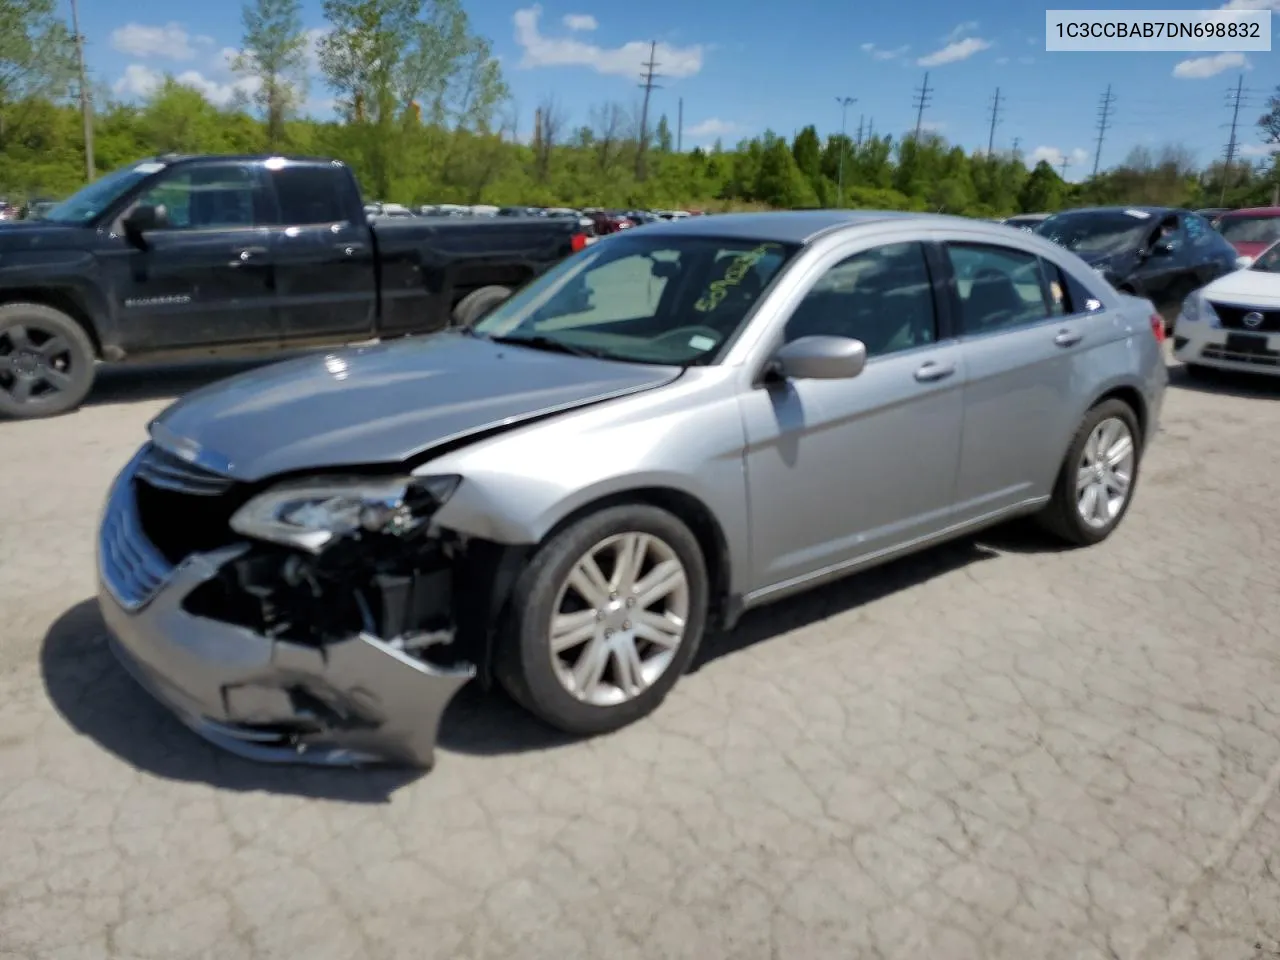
[{"left": 1174, "top": 239, "right": 1280, "bottom": 376}]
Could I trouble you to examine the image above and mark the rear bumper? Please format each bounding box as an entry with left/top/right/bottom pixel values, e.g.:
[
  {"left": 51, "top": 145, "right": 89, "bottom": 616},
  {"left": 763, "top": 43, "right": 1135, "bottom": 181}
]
[
  {"left": 1173, "top": 321, "right": 1280, "bottom": 375},
  {"left": 96, "top": 461, "right": 474, "bottom": 768}
]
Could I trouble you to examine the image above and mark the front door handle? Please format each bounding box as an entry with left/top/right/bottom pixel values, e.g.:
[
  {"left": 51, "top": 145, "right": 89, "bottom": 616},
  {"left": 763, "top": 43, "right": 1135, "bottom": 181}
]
[
  {"left": 337, "top": 242, "right": 367, "bottom": 256},
  {"left": 1053, "top": 329, "right": 1082, "bottom": 347},
  {"left": 230, "top": 246, "right": 269, "bottom": 266},
  {"left": 914, "top": 361, "right": 956, "bottom": 382}
]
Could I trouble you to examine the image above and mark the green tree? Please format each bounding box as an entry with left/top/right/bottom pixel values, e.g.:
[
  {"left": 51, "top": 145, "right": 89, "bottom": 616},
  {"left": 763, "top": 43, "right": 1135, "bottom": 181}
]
[
  {"left": 655, "top": 114, "right": 672, "bottom": 152},
  {"left": 791, "top": 125, "right": 821, "bottom": 182},
  {"left": 753, "top": 132, "right": 816, "bottom": 208},
  {"left": 1018, "top": 160, "right": 1064, "bottom": 212},
  {"left": 1258, "top": 84, "right": 1279, "bottom": 145},
  {"left": 0, "top": 0, "right": 75, "bottom": 136},
  {"left": 232, "top": 0, "right": 309, "bottom": 149}
]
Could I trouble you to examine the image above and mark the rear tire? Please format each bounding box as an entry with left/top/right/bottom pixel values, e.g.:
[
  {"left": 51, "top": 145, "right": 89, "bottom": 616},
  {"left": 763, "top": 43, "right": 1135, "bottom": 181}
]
[
  {"left": 0, "top": 303, "right": 96, "bottom": 419},
  {"left": 494, "top": 504, "right": 709, "bottom": 737},
  {"left": 451, "top": 285, "right": 512, "bottom": 327},
  {"left": 1037, "top": 398, "right": 1142, "bottom": 547}
]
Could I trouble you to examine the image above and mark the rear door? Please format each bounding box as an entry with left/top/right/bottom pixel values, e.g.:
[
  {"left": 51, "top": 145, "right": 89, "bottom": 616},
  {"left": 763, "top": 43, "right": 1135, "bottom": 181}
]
[
  {"left": 944, "top": 239, "right": 1101, "bottom": 518},
  {"left": 100, "top": 161, "right": 281, "bottom": 353},
  {"left": 265, "top": 163, "right": 378, "bottom": 346}
]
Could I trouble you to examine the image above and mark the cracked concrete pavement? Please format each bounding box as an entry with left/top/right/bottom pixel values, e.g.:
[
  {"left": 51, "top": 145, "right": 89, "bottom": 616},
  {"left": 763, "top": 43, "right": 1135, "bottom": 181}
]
[{"left": 1, "top": 355, "right": 1279, "bottom": 959}]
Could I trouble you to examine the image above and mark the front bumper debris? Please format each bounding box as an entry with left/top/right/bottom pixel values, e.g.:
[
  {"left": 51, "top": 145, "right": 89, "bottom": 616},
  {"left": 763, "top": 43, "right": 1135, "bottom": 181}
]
[{"left": 96, "top": 455, "right": 475, "bottom": 769}]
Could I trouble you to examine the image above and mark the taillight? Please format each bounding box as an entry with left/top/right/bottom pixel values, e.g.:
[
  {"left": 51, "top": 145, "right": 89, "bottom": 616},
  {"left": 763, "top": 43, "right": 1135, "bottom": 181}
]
[
  {"left": 1150, "top": 313, "right": 1165, "bottom": 343},
  {"left": 570, "top": 232, "right": 587, "bottom": 252}
]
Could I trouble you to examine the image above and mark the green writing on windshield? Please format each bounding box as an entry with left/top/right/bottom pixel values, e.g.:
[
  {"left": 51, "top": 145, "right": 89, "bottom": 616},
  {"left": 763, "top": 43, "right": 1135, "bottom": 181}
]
[{"left": 694, "top": 244, "right": 775, "bottom": 313}]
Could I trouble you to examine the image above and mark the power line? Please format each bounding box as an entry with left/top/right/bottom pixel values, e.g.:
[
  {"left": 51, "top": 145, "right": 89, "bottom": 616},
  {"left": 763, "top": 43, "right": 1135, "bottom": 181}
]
[
  {"left": 912, "top": 71, "right": 933, "bottom": 140},
  {"left": 69, "top": 0, "right": 94, "bottom": 180},
  {"left": 987, "top": 87, "right": 1002, "bottom": 155},
  {"left": 1092, "top": 84, "right": 1115, "bottom": 178},
  {"left": 835, "top": 96, "right": 856, "bottom": 208},
  {"left": 1221, "top": 74, "right": 1248, "bottom": 203},
  {"left": 636, "top": 41, "right": 662, "bottom": 180}
]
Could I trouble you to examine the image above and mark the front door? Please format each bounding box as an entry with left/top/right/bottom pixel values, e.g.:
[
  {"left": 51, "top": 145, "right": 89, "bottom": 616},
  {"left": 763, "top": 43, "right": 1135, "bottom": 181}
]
[
  {"left": 739, "top": 240, "right": 965, "bottom": 594},
  {"left": 99, "top": 162, "right": 281, "bottom": 354},
  {"left": 943, "top": 241, "right": 1092, "bottom": 517},
  {"left": 264, "top": 164, "right": 377, "bottom": 345}
]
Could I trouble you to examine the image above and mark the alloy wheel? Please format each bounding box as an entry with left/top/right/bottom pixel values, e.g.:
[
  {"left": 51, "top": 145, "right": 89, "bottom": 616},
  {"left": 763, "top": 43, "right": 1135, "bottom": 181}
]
[
  {"left": 548, "top": 531, "right": 690, "bottom": 707},
  {"left": 1076, "top": 416, "right": 1135, "bottom": 529},
  {"left": 0, "top": 323, "right": 75, "bottom": 406}
]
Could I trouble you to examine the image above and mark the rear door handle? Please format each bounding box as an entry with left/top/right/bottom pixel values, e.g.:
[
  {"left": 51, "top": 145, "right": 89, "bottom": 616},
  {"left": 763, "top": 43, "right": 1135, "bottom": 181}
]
[
  {"left": 337, "top": 242, "right": 367, "bottom": 255},
  {"left": 1053, "top": 329, "right": 1082, "bottom": 347},
  {"left": 914, "top": 361, "right": 956, "bottom": 382}
]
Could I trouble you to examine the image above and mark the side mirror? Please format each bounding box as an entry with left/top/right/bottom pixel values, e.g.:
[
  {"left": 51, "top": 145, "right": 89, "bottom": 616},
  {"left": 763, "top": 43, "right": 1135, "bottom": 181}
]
[
  {"left": 123, "top": 203, "right": 167, "bottom": 243},
  {"left": 1149, "top": 237, "right": 1175, "bottom": 256},
  {"left": 771, "top": 335, "right": 867, "bottom": 380}
]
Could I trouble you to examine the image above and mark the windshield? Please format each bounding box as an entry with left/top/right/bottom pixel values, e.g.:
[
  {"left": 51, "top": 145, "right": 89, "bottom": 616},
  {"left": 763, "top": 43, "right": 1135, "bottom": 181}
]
[
  {"left": 42, "top": 162, "right": 164, "bottom": 225},
  {"left": 1217, "top": 215, "right": 1280, "bottom": 245},
  {"left": 1035, "top": 211, "right": 1153, "bottom": 255},
  {"left": 1250, "top": 240, "right": 1280, "bottom": 274},
  {"left": 472, "top": 234, "right": 800, "bottom": 365}
]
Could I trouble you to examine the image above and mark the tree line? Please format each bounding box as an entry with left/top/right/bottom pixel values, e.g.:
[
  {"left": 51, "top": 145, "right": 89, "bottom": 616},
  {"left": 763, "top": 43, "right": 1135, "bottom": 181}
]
[{"left": 2, "top": 0, "right": 1279, "bottom": 216}]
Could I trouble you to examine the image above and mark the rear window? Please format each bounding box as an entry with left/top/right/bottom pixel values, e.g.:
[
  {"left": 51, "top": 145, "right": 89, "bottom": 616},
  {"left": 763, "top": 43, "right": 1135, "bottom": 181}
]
[
  {"left": 269, "top": 166, "right": 348, "bottom": 224},
  {"left": 1217, "top": 215, "right": 1280, "bottom": 245}
]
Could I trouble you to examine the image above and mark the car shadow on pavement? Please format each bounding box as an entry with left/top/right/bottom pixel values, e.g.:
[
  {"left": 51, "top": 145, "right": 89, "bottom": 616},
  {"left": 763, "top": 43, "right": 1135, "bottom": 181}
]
[
  {"left": 1167, "top": 363, "right": 1280, "bottom": 400},
  {"left": 40, "top": 600, "right": 421, "bottom": 802}
]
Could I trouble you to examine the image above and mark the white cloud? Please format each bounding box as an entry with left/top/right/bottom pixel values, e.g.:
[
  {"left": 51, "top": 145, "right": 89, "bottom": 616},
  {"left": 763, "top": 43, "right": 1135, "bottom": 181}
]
[
  {"left": 562, "top": 13, "right": 597, "bottom": 31},
  {"left": 110, "top": 22, "right": 210, "bottom": 61},
  {"left": 1173, "top": 51, "right": 1249, "bottom": 77},
  {"left": 112, "top": 63, "right": 258, "bottom": 107},
  {"left": 920, "top": 121, "right": 946, "bottom": 133},
  {"left": 1219, "top": 0, "right": 1279, "bottom": 10},
  {"left": 685, "top": 118, "right": 738, "bottom": 138},
  {"left": 1240, "top": 142, "right": 1280, "bottom": 155},
  {"left": 1030, "top": 145, "right": 1088, "bottom": 169},
  {"left": 917, "top": 36, "right": 991, "bottom": 66},
  {"left": 513, "top": 6, "right": 703, "bottom": 78},
  {"left": 861, "top": 42, "right": 909, "bottom": 60},
  {"left": 945, "top": 21, "right": 979, "bottom": 42},
  {"left": 995, "top": 56, "right": 1009, "bottom": 64}
]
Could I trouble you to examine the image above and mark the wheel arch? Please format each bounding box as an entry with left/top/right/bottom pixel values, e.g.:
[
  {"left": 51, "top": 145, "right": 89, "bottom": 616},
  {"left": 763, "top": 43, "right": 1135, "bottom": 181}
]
[
  {"left": 1089, "top": 383, "right": 1148, "bottom": 443},
  {"left": 0, "top": 287, "right": 103, "bottom": 357}
]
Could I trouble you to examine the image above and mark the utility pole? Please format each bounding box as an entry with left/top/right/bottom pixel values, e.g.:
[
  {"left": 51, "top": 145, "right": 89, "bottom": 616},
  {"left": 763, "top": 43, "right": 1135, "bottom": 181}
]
[
  {"left": 1012, "top": 136, "right": 1021, "bottom": 157},
  {"left": 867, "top": 117, "right": 874, "bottom": 140},
  {"left": 636, "top": 41, "right": 662, "bottom": 180},
  {"left": 1059, "top": 156, "right": 1071, "bottom": 179},
  {"left": 676, "top": 97, "right": 683, "bottom": 153},
  {"left": 1092, "top": 84, "right": 1115, "bottom": 178},
  {"left": 986, "top": 87, "right": 1002, "bottom": 155},
  {"left": 912, "top": 71, "right": 933, "bottom": 140},
  {"left": 855, "top": 114, "right": 865, "bottom": 147},
  {"left": 1221, "top": 74, "right": 1246, "bottom": 205},
  {"left": 835, "top": 95, "right": 856, "bottom": 207},
  {"left": 69, "top": 0, "right": 94, "bottom": 180}
]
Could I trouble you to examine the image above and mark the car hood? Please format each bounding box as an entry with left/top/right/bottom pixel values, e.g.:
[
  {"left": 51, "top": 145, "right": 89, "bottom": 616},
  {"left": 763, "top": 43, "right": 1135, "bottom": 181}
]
[
  {"left": 0, "top": 220, "right": 88, "bottom": 251},
  {"left": 150, "top": 333, "right": 683, "bottom": 482},
  {"left": 1203, "top": 267, "right": 1280, "bottom": 309}
]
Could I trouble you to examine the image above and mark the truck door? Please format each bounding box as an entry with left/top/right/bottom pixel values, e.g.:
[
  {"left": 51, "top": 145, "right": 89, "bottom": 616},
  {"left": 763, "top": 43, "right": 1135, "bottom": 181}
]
[
  {"left": 263, "top": 163, "right": 378, "bottom": 345},
  {"left": 100, "top": 162, "right": 282, "bottom": 354}
]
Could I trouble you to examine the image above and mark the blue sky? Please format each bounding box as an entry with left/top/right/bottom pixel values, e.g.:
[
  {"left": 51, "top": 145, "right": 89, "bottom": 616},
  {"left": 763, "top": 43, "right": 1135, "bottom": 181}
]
[{"left": 79, "top": 0, "right": 1279, "bottom": 181}]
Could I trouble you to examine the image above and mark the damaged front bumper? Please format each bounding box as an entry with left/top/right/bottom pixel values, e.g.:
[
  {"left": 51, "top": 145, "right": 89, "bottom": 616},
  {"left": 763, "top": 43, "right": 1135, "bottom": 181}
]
[{"left": 96, "top": 454, "right": 476, "bottom": 768}]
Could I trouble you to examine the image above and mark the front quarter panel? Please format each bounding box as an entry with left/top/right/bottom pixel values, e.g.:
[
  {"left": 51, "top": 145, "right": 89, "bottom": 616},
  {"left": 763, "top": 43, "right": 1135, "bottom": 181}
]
[{"left": 422, "top": 367, "right": 752, "bottom": 593}]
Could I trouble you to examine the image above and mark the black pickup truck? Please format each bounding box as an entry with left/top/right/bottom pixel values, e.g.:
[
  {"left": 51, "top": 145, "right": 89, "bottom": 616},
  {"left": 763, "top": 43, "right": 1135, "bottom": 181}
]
[{"left": 0, "top": 154, "right": 588, "bottom": 419}]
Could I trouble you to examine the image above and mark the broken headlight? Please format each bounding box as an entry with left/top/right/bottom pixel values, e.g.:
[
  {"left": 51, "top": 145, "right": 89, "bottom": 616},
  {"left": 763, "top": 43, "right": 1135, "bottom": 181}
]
[{"left": 229, "top": 475, "right": 461, "bottom": 553}]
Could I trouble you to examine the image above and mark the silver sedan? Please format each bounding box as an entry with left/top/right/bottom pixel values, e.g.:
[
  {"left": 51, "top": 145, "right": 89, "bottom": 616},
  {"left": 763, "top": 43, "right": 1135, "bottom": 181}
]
[{"left": 97, "top": 211, "right": 1169, "bottom": 767}]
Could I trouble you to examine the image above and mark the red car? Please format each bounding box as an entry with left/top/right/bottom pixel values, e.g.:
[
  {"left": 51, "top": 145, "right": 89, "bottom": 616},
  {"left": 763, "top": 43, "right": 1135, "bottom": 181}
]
[{"left": 1214, "top": 206, "right": 1280, "bottom": 262}]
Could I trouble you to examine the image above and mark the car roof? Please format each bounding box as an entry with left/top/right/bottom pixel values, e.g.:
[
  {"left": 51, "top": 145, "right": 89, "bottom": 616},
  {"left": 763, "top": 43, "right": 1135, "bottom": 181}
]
[
  {"left": 628, "top": 209, "right": 1018, "bottom": 245},
  {"left": 1045, "top": 205, "right": 1181, "bottom": 217},
  {"left": 1219, "top": 206, "right": 1280, "bottom": 217}
]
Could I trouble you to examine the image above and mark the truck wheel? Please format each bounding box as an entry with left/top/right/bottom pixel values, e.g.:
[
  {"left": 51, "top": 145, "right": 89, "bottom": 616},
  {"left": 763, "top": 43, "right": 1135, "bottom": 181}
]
[
  {"left": 494, "top": 504, "right": 709, "bottom": 737},
  {"left": 0, "top": 303, "right": 96, "bottom": 419},
  {"left": 452, "top": 285, "right": 512, "bottom": 327}
]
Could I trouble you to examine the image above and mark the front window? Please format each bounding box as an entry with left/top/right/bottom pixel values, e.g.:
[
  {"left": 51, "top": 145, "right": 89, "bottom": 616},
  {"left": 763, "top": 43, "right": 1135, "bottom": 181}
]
[
  {"left": 41, "top": 162, "right": 166, "bottom": 225},
  {"left": 1251, "top": 240, "right": 1280, "bottom": 274},
  {"left": 135, "top": 165, "right": 261, "bottom": 229},
  {"left": 1035, "top": 210, "right": 1153, "bottom": 255},
  {"left": 1217, "top": 215, "right": 1280, "bottom": 246},
  {"left": 471, "top": 234, "right": 799, "bottom": 365}
]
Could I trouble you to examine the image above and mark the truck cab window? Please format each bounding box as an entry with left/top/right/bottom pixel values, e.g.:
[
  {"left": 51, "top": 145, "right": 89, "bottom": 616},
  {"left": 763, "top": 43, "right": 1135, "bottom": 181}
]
[
  {"left": 269, "top": 166, "right": 347, "bottom": 225},
  {"left": 135, "top": 165, "right": 262, "bottom": 229}
]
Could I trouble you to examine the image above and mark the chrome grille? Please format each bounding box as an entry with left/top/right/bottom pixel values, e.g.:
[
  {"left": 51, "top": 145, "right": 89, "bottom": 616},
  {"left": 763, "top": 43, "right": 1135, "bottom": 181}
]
[
  {"left": 136, "top": 443, "right": 235, "bottom": 496},
  {"left": 99, "top": 473, "right": 175, "bottom": 610}
]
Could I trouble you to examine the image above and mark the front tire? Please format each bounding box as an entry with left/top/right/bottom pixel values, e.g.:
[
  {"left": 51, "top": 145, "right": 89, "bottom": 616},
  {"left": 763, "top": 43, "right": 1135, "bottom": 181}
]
[
  {"left": 495, "top": 504, "right": 709, "bottom": 737},
  {"left": 1037, "top": 398, "right": 1142, "bottom": 546},
  {"left": 0, "top": 303, "right": 96, "bottom": 419}
]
